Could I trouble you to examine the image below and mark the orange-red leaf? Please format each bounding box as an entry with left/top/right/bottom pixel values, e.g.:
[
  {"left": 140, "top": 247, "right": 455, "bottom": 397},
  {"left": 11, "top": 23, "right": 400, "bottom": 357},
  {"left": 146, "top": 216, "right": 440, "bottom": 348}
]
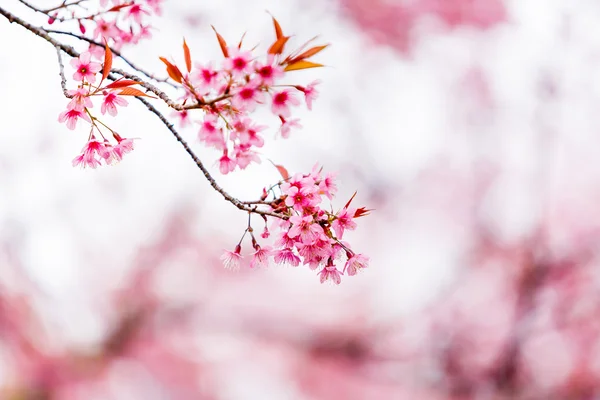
[
  {"left": 183, "top": 38, "right": 191, "bottom": 73},
  {"left": 353, "top": 207, "right": 373, "bottom": 218},
  {"left": 118, "top": 87, "right": 154, "bottom": 97},
  {"left": 159, "top": 57, "right": 183, "bottom": 83},
  {"left": 284, "top": 60, "right": 324, "bottom": 72},
  {"left": 272, "top": 16, "right": 284, "bottom": 39},
  {"left": 101, "top": 40, "right": 112, "bottom": 81},
  {"left": 105, "top": 79, "right": 141, "bottom": 89},
  {"left": 290, "top": 45, "right": 328, "bottom": 62},
  {"left": 268, "top": 36, "right": 289, "bottom": 55},
  {"left": 211, "top": 26, "right": 229, "bottom": 58}
]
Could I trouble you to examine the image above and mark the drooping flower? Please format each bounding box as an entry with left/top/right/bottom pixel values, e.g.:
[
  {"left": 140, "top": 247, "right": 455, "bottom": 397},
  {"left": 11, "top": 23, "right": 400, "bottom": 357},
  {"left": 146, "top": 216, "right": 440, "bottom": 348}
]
[
  {"left": 58, "top": 108, "right": 91, "bottom": 130},
  {"left": 345, "top": 254, "right": 369, "bottom": 276},
  {"left": 301, "top": 80, "right": 320, "bottom": 110},
  {"left": 279, "top": 117, "right": 302, "bottom": 139},
  {"left": 273, "top": 248, "right": 301, "bottom": 267},
  {"left": 72, "top": 139, "right": 107, "bottom": 169},
  {"left": 318, "top": 264, "right": 342, "bottom": 284},
  {"left": 221, "top": 245, "right": 243, "bottom": 270},
  {"left": 218, "top": 151, "right": 236, "bottom": 174},
  {"left": 249, "top": 245, "right": 272, "bottom": 268},
  {"left": 67, "top": 88, "right": 93, "bottom": 111}
]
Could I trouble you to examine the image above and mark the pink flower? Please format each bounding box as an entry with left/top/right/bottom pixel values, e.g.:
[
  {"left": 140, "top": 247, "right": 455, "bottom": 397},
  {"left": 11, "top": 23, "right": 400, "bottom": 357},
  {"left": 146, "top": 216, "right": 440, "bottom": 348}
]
[
  {"left": 193, "top": 63, "right": 219, "bottom": 93},
  {"left": 218, "top": 151, "right": 236, "bottom": 174},
  {"left": 253, "top": 59, "right": 284, "bottom": 86},
  {"left": 198, "top": 115, "right": 225, "bottom": 150},
  {"left": 273, "top": 248, "right": 301, "bottom": 267},
  {"left": 319, "top": 265, "right": 342, "bottom": 284},
  {"left": 101, "top": 91, "right": 128, "bottom": 116},
  {"left": 112, "top": 137, "right": 135, "bottom": 161},
  {"left": 232, "top": 84, "right": 263, "bottom": 112},
  {"left": 221, "top": 245, "right": 242, "bottom": 270},
  {"left": 88, "top": 44, "right": 106, "bottom": 60},
  {"left": 70, "top": 52, "right": 101, "bottom": 83},
  {"left": 288, "top": 215, "right": 324, "bottom": 244},
  {"left": 93, "top": 19, "right": 118, "bottom": 40},
  {"left": 318, "top": 171, "right": 337, "bottom": 199},
  {"left": 271, "top": 89, "right": 300, "bottom": 118},
  {"left": 171, "top": 110, "right": 191, "bottom": 128},
  {"left": 250, "top": 245, "right": 272, "bottom": 268},
  {"left": 67, "top": 88, "right": 93, "bottom": 111},
  {"left": 275, "top": 230, "right": 296, "bottom": 248},
  {"left": 284, "top": 185, "right": 318, "bottom": 211},
  {"left": 223, "top": 48, "right": 253, "bottom": 78},
  {"left": 127, "top": 4, "right": 149, "bottom": 24},
  {"left": 332, "top": 207, "right": 357, "bottom": 239},
  {"left": 233, "top": 146, "right": 260, "bottom": 170},
  {"left": 279, "top": 117, "right": 302, "bottom": 139},
  {"left": 72, "top": 139, "right": 108, "bottom": 169},
  {"left": 237, "top": 121, "right": 266, "bottom": 148},
  {"left": 58, "top": 108, "right": 91, "bottom": 130},
  {"left": 345, "top": 254, "right": 369, "bottom": 276},
  {"left": 300, "top": 80, "right": 320, "bottom": 110}
]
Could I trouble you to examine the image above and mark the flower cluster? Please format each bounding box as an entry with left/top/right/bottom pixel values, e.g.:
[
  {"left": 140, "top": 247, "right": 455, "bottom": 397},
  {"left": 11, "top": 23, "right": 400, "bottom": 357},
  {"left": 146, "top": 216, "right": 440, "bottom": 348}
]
[
  {"left": 221, "top": 165, "right": 370, "bottom": 284},
  {"left": 58, "top": 50, "right": 144, "bottom": 168},
  {"left": 47, "top": 1, "right": 162, "bottom": 55},
  {"left": 162, "top": 24, "right": 326, "bottom": 174}
]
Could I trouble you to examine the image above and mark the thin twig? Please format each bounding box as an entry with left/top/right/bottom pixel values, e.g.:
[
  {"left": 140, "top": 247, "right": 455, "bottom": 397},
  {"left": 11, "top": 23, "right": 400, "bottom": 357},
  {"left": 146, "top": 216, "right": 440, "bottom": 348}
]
[
  {"left": 46, "top": 29, "right": 176, "bottom": 86},
  {"left": 134, "top": 96, "right": 288, "bottom": 220},
  {"left": 55, "top": 47, "right": 69, "bottom": 97}
]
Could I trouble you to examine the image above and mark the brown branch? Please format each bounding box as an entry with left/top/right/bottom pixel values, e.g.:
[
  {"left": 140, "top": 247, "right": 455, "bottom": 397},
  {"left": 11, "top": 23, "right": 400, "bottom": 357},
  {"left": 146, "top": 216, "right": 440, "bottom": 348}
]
[
  {"left": 134, "top": 96, "right": 288, "bottom": 220},
  {"left": 55, "top": 47, "right": 69, "bottom": 97}
]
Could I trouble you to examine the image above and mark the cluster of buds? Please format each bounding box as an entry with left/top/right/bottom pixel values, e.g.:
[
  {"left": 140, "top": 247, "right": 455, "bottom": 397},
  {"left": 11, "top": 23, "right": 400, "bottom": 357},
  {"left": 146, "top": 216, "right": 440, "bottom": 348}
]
[
  {"left": 161, "top": 19, "right": 326, "bottom": 174},
  {"left": 222, "top": 165, "right": 371, "bottom": 284},
  {"left": 47, "top": 1, "right": 162, "bottom": 54},
  {"left": 58, "top": 46, "right": 148, "bottom": 168}
]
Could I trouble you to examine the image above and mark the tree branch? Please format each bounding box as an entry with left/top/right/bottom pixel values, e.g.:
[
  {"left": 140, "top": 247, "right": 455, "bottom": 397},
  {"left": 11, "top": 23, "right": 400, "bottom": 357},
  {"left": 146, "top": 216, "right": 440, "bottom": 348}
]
[{"left": 1, "top": 5, "right": 288, "bottom": 221}]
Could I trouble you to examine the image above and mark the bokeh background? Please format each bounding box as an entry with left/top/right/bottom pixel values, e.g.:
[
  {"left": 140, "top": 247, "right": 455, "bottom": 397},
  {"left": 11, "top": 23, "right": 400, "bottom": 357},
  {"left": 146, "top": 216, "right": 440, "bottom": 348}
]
[{"left": 2, "top": 0, "right": 600, "bottom": 398}]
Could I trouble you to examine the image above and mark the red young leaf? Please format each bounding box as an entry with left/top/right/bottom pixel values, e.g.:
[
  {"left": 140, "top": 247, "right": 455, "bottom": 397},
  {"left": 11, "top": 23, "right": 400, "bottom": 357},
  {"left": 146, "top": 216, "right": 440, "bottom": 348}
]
[
  {"left": 284, "top": 60, "right": 324, "bottom": 72},
  {"left": 105, "top": 79, "right": 141, "bottom": 89},
  {"left": 101, "top": 40, "right": 113, "bottom": 82},
  {"left": 343, "top": 191, "right": 357, "bottom": 210},
  {"left": 272, "top": 16, "right": 284, "bottom": 40},
  {"left": 353, "top": 207, "right": 373, "bottom": 218},
  {"left": 159, "top": 57, "right": 183, "bottom": 83},
  {"left": 268, "top": 36, "right": 289, "bottom": 55},
  {"left": 211, "top": 26, "right": 229, "bottom": 58},
  {"left": 118, "top": 87, "right": 154, "bottom": 97},
  {"left": 183, "top": 39, "right": 192, "bottom": 73}
]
